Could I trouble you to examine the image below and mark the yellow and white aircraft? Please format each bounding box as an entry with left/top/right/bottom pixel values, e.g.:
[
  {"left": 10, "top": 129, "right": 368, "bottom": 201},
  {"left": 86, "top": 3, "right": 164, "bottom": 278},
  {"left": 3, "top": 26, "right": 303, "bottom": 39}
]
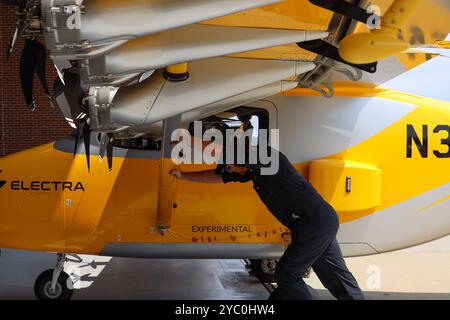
[{"left": 0, "top": 0, "right": 449, "bottom": 300}]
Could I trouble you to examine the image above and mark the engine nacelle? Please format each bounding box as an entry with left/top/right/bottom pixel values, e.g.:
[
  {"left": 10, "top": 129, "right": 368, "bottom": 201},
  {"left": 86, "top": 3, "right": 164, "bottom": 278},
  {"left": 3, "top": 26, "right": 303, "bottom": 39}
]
[
  {"left": 88, "top": 58, "right": 315, "bottom": 136},
  {"left": 40, "top": 0, "right": 281, "bottom": 60}
]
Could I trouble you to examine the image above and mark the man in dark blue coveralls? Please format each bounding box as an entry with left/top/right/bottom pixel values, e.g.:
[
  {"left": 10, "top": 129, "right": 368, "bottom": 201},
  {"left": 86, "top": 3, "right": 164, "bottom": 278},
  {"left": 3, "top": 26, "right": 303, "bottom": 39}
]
[{"left": 170, "top": 146, "right": 364, "bottom": 300}]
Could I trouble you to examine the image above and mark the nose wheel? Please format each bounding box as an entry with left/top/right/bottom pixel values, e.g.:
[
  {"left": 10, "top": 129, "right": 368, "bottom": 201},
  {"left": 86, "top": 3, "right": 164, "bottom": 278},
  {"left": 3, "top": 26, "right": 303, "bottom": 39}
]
[
  {"left": 34, "top": 253, "right": 79, "bottom": 300},
  {"left": 34, "top": 269, "right": 73, "bottom": 300}
]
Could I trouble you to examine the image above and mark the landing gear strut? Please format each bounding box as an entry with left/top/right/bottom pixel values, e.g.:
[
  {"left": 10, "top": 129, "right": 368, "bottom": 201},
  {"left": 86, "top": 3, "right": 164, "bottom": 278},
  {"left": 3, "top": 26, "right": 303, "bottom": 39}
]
[{"left": 34, "top": 253, "right": 79, "bottom": 300}]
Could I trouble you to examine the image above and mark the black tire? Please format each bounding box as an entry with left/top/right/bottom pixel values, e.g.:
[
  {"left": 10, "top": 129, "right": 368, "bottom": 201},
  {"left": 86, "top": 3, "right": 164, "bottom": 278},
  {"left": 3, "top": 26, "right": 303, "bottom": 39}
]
[
  {"left": 249, "top": 259, "right": 277, "bottom": 283},
  {"left": 34, "top": 269, "right": 74, "bottom": 301}
]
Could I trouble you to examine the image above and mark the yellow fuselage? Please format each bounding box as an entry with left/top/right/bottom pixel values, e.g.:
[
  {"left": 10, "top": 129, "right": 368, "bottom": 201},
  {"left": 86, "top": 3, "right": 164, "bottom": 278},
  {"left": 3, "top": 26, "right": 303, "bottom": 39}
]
[{"left": 1, "top": 88, "right": 449, "bottom": 257}]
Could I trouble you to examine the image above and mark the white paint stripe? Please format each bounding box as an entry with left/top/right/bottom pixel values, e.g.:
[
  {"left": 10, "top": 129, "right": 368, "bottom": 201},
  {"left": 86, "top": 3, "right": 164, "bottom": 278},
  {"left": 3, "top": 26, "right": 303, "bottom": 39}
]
[
  {"left": 381, "top": 56, "right": 450, "bottom": 101},
  {"left": 339, "top": 182, "right": 450, "bottom": 255},
  {"left": 273, "top": 96, "right": 417, "bottom": 163}
]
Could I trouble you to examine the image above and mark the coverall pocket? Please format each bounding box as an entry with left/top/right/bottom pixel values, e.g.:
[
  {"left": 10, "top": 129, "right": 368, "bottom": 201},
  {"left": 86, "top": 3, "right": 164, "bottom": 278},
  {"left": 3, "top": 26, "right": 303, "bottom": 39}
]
[{"left": 291, "top": 202, "right": 311, "bottom": 223}]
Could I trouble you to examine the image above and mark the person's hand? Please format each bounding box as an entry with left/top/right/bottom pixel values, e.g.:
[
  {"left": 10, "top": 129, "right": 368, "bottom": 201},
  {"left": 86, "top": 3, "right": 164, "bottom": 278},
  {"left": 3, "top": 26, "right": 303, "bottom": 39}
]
[
  {"left": 169, "top": 167, "right": 183, "bottom": 179},
  {"left": 227, "top": 165, "right": 249, "bottom": 175}
]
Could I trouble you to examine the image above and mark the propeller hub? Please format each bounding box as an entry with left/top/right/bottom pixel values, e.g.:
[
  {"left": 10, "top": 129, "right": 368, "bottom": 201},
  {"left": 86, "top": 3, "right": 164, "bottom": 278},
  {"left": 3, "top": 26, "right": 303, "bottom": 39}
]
[{"left": 14, "top": 0, "right": 42, "bottom": 39}]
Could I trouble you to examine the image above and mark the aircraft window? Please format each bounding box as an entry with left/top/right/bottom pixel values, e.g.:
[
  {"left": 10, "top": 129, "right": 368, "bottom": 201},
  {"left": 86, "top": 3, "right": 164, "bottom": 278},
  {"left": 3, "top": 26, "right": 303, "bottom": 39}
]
[
  {"left": 113, "top": 137, "right": 161, "bottom": 150},
  {"left": 188, "top": 106, "right": 269, "bottom": 146},
  {"left": 112, "top": 107, "right": 268, "bottom": 152},
  {"left": 250, "top": 115, "right": 259, "bottom": 146}
]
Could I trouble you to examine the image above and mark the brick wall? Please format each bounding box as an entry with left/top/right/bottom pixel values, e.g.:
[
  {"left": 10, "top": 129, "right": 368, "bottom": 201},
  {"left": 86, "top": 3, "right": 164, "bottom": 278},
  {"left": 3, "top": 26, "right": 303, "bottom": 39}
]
[{"left": 0, "top": 4, "right": 72, "bottom": 157}]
